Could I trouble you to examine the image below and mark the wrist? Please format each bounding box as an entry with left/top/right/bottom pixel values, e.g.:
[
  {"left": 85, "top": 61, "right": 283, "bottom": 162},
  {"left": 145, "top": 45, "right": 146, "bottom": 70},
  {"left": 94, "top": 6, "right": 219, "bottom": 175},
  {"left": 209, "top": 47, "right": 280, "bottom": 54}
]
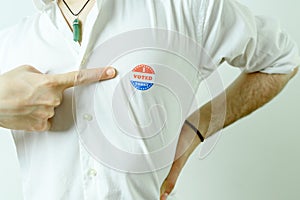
[
  {"left": 186, "top": 105, "right": 211, "bottom": 139},
  {"left": 184, "top": 120, "right": 204, "bottom": 142}
]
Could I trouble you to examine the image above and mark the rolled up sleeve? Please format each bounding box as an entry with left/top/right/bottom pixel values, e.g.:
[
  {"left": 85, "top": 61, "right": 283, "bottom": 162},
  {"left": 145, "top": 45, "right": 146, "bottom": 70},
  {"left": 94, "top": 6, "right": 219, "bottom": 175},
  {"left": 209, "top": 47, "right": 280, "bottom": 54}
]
[{"left": 201, "top": 0, "right": 300, "bottom": 74}]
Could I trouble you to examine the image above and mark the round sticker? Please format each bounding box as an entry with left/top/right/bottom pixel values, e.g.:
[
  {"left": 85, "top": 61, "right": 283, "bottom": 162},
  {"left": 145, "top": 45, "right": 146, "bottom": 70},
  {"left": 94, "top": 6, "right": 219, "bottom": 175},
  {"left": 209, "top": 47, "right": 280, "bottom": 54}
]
[{"left": 130, "top": 64, "right": 155, "bottom": 91}]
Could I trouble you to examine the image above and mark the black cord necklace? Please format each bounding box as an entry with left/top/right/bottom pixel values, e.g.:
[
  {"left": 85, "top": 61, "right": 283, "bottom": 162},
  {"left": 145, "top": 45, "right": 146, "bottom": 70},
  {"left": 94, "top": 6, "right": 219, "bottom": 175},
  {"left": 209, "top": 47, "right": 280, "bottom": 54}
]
[{"left": 62, "top": 0, "right": 91, "bottom": 42}]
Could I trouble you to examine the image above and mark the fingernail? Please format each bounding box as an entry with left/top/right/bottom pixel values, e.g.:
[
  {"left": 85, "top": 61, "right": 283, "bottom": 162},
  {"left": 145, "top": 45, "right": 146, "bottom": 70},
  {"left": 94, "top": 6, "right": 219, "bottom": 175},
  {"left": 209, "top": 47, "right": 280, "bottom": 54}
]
[
  {"left": 106, "top": 68, "right": 116, "bottom": 77},
  {"left": 163, "top": 193, "right": 168, "bottom": 199}
]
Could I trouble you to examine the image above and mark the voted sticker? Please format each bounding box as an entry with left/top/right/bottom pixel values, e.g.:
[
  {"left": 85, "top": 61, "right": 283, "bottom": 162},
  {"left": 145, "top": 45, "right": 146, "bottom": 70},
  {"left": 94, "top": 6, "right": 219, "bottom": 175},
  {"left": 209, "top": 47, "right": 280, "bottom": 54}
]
[{"left": 130, "top": 64, "right": 156, "bottom": 91}]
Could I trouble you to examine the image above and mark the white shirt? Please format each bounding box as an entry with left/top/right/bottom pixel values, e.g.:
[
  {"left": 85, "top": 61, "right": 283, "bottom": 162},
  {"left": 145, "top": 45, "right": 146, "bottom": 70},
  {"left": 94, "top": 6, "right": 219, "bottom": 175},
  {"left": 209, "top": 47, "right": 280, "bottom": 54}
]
[{"left": 0, "top": 0, "right": 299, "bottom": 199}]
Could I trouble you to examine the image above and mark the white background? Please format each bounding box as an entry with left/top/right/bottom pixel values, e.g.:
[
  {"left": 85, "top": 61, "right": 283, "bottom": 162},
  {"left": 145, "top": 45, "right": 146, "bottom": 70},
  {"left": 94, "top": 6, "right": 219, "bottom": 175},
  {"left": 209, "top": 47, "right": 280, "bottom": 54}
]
[{"left": 0, "top": 0, "right": 299, "bottom": 200}]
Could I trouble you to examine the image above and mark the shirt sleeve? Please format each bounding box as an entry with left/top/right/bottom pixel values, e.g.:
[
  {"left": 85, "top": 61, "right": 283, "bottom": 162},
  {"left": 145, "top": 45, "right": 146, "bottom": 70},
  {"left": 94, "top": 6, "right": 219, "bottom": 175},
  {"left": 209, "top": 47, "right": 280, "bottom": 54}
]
[{"left": 201, "top": 0, "right": 300, "bottom": 74}]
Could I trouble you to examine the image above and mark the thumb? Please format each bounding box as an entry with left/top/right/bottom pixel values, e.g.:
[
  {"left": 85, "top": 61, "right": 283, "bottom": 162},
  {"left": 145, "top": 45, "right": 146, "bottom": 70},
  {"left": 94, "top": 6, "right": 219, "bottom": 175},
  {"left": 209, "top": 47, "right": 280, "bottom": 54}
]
[
  {"left": 160, "top": 161, "right": 182, "bottom": 200},
  {"left": 50, "top": 67, "right": 116, "bottom": 89}
]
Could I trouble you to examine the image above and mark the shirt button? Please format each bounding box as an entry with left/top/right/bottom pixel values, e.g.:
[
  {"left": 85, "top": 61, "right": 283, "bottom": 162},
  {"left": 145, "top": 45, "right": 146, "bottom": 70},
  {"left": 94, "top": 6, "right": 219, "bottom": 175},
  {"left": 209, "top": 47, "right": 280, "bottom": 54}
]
[
  {"left": 87, "top": 169, "right": 97, "bottom": 177},
  {"left": 83, "top": 114, "right": 93, "bottom": 121}
]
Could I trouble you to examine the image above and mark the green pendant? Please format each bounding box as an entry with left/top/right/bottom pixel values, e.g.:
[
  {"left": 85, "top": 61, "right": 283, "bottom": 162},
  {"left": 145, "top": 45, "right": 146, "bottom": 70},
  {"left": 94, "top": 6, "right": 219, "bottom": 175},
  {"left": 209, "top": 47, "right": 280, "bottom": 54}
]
[{"left": 73, "top": 19, "right": 81, "bottom": 42}]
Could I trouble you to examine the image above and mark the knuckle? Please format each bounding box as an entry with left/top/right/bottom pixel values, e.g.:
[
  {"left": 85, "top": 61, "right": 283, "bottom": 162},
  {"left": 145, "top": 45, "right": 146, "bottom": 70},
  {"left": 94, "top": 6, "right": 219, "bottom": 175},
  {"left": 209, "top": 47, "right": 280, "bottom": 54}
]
[
  {"left": 32, "top": 107, "right": 56, "bottom": 119},
  {"left": 74, "top": 71, "right": 84, "bottom": 85},
  {"left": 165, "top": 180, "right": 175, "bottom": 191},
  {"left": 32, "top": 122, "right": 43, "bottom": 131},
  {"left": 43, "top": 110, "right": 55, "bottom": 119},
  {"left": 39, "top": 113, "right": 49, "bottom": 120},
  {"left": 22, "top": 65, "right": 35, "bottom": 71},
  {"left": 47, "top": 95, "right": 62, "bottom": 107},
  {"left": 33, "top": 120, "right": 50, "bottom": 132},
  {"left": 43, "top": 75, "right": 59, "bottom": 88},
  {"left": 48, "top": 109, "right": 55, "bottom": 118},
  {"left": 31, "top": 110, "right": 42, "bottom": 119},
  {"left": 52, "top": 97, "right": 61, "bottom": 107}
]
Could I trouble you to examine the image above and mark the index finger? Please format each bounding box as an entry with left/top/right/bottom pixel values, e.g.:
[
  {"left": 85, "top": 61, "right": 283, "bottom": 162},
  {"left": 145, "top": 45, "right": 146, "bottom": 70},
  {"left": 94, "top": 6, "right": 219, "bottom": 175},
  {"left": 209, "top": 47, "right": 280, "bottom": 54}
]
[{"left": 50, "top": 67, "right": 116, "bottom": 89}]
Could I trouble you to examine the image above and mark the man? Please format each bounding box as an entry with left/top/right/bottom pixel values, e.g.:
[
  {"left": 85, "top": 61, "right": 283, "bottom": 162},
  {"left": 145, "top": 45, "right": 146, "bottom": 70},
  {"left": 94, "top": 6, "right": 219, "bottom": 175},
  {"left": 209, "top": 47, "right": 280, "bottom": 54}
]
[{"left": 0, "top": 0, "right": 299, "bottom": 200}]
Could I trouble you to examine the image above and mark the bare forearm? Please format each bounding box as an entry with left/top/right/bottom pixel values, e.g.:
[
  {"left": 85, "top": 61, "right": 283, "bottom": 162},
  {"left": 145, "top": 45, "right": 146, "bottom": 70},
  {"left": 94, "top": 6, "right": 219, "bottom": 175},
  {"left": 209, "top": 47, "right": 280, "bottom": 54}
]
[
  {"left": 160, "top": 68, "right": 298, "bottom": 198},
  {"left": 189, "top": 68, "right": 298, "bottom": 139}
]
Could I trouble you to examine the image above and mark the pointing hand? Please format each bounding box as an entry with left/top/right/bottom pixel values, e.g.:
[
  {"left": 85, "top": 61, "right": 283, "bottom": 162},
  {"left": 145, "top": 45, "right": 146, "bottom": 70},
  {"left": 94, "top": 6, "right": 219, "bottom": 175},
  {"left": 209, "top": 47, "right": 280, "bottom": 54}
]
[{"left": 0, "top": 65, "right": 116, "bottom": 131}]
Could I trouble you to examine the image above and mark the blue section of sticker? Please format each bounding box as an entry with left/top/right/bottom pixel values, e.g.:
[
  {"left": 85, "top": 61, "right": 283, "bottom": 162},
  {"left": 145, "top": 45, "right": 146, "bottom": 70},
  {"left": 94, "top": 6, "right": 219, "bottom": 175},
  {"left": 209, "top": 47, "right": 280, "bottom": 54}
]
[{"left": 130, "top": 81, "right": 154, "bottom": 91}]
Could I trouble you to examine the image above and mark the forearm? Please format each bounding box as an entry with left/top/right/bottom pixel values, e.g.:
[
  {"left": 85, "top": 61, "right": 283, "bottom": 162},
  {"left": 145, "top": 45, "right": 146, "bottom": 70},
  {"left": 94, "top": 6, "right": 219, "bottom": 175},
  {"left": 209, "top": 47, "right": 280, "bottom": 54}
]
[{"left": 189, "top": 67, "right": 298, "bottom": 139}]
